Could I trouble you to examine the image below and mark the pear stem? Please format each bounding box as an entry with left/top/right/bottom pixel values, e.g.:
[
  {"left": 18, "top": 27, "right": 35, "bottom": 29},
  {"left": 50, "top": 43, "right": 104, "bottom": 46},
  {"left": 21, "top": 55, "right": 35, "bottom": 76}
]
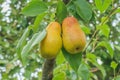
[{"left": 42, "top": 58, "right": 55, "bottom": 80}]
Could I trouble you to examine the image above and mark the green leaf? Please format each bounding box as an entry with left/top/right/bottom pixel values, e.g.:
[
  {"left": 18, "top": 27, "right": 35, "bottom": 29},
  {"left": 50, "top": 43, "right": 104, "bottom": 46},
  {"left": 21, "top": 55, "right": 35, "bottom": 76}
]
[
  {"left": 114, "top": 75, "right": 120, "bottom": 80},
  {"left": 54, "top": 64, "right": 67, "bottom": 74},
  {"left": 21, "top": 30, "right": 47, "bottom": 65},
  {"left": 97, "top": 41, "right": 114, "bottom": 58},
  {"left": 114, "top": 8, "right": 120, "bottom": 14},
  {"left": 97, "top": 24, "right": 110, "bottom": 38},
  {"left": 56, "top": 51, "right": 65, "bottom": 65},
  {"left": 95, "top": 0, "right": 112, "bottom": 13},
  {"left": 78, "top": 63, "right": 90, "bottom": 80},
  {"left": 95, "top": 0, "right": 102, "bottom": 12},
  {"left": 102, "top": 0, "right": 112, "bottom": 12},
  {"left": 87, "top": 53, "right": 106, "bottom": 79},
  {"left": 81, "top": 25, "right": 91, "bottom": 35},
  {"left": 0, "top": 60, "right": 8, "bottom": 64},
  {"left": 110, "top": 61, "right": 118, "bottom": 70},
  {"left": 16, "top": 26, "right": 31, "bottom": 60},
  {"left": 33, "top": 13, "right": 47, "bottom": 32},
  {"left": 114, "top": 45, "right": 120, "bottom": 51},
  {"left": 56, "top": 1, "right": 67, "bottom": 23},
  {"left": 21, "top": 0, "right": 48, "bottom": 16},
  {"left": 53, "top": 71, "right": 66, "bottom": 80},
  {"left": 73, "top": 0, "right": 92, "bottom": 22},
  {"left": 62, "top": 47, "right": 82, "bottom": 72}
]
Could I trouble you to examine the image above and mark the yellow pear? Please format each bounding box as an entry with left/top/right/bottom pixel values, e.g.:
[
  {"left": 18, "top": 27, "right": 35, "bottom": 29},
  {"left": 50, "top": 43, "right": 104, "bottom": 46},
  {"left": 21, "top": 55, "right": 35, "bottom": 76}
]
[
  {"left": 62, "top": 17, "right": 86, "bottom": 54},
  {"left": 40, "top": 22, "right": 62, "bottom": 59}
]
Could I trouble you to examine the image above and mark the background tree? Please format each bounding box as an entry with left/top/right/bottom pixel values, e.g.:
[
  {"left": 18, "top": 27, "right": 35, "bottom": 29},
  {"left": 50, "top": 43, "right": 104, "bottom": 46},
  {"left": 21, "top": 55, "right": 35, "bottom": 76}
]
[{"left": 0, "top": 0, "right": 120, "bottom": 80}]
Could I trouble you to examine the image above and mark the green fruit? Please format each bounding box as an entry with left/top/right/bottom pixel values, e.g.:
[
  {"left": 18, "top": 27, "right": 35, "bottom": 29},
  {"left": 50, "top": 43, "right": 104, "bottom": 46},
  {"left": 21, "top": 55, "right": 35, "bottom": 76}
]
[
  {"left": 40, "top": 22, "right": 62, "bottom": 59},
  {"left": 62, "top": 17, "right": 86, "bottom": 54}
]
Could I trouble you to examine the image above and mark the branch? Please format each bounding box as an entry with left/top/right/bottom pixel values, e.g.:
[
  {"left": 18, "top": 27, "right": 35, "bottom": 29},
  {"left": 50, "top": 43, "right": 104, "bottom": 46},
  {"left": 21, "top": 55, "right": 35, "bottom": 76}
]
[
  {"left": 42, "top": 59, "right": 55, "bottom": 80},
  {"left": 90, "top": 67, "right": 99, "bottom": 73},
  {"left": 82, "top": 4, "right": 120, "bottom": 55},
  {"left": 63, "top": 0, "right": 70, "bottom": 4}
]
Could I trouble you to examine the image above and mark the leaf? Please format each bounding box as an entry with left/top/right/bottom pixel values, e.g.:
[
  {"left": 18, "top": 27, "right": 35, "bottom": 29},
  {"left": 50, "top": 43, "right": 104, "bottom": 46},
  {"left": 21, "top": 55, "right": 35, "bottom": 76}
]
[
  {"left": 73, "top": 0, "right": 92, "bottom": 22},
  {"left": 95, "top": 0, "right": 112, "bottom": 13},
  {"left": 81, "top": 25, "right": 91, "bottom": 35},
  {"left": 21, "top": 30, "right": 47, "bottom": 65},
  {"left": 54, "top": 64, "right": 67, "bottom": 74},
  {"left": 16, "top": 26, "right": 31, "bottom": 60},
  {"left": 0, "top": 60, "right": 8, "bottom": 64},
  {"left": 21, "top": 0, "right": 48, "bottom": 16},
  {"left": 33, "top": 13, "right": 47, "bottom": 32},
  {"left": 110, "top": 61, "right": 118, "bottom": 70},
  {"left": 102, "top": 0, "right": 112, "bottom": 12},
  {"left": 95, "top": 0, "right": 102, "bottom": 11},
  {"left": 97, "top": 41, "right": 114, "bottom": 58},
  {"left": 114, "top": 75, "right": 120, "bottom": 80},
  {"left": 53, "top": 71, "right": 66, "bottom": 80},
  {"left": 56, "top": 1, "right": 67, "bottom": 23},
  {"left": 97, "top": 24, "right": 110, "bottom": 38},
  {"left": 87, "top": 53, "right": 106, "bottom": 79},
  {"left": 56, "top": 51, "right": 65, "bottom": 65},
  {"left": 114, "top": 8, "right": 120, "bottom": 14},
  {"left": 78, "top": 63, "right": 90, "bottom": 80},
  {"left": 114, "top": 45, "right": 120, "bottom": 51},
  {"left": 62, "top": 47, "right": 82, "bottom": 72}
]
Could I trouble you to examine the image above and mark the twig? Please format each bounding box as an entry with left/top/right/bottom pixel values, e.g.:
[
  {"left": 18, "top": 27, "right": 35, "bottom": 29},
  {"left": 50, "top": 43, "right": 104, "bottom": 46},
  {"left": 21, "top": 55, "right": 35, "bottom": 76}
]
[
  {"left": 82, "top": 4, "right": 120, "bottom": 55},
  {"left": 90, "top": 67, "right": 99, "bottom": 73},
  {"left": 63, "top": 0, "right": 70, "bottom": 4}
]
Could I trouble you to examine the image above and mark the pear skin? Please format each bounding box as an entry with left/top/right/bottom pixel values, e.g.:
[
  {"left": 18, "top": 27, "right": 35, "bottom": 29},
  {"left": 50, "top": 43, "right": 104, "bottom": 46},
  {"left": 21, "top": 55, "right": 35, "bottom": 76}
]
[
  {"left": 62, "top": 17, "right": 86, "bottom": 54},
  {"left": 40, "top": 22, "right": 62, "bottom": 59}
]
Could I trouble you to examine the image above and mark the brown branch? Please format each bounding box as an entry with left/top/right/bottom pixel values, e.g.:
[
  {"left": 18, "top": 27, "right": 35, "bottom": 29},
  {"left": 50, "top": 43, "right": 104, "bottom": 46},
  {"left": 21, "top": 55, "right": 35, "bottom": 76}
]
[
  {"left": 42, "top": 59, "right": 55, "bottom": 80},
  {"left": 82, "top": 4, "right": 120, "bottom": 55},
  {"left": 90, "top": 67, "right": 99, "bottom": 73},
  {"left": 63, "top": 0, "right": 70, "bottom": 4}
]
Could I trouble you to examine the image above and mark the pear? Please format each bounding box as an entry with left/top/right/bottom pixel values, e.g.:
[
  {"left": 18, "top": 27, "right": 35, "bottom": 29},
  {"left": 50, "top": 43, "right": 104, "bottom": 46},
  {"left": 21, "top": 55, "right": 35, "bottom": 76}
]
[
  {"left": 40, "top": 22, "right": 62, "bottom": 59},
  {"left": 62, "top": 17, "right": 86, "bottom": 54}
]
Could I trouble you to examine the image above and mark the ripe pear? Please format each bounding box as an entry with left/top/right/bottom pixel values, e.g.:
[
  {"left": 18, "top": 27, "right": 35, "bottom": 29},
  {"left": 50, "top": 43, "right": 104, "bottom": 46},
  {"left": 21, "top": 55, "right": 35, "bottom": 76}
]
[
  {"left": 40, "top": 22, "right": 62, "bottom": 59},
  {"left": 62, "top": 17, "right": 86, "bottom": 54}
]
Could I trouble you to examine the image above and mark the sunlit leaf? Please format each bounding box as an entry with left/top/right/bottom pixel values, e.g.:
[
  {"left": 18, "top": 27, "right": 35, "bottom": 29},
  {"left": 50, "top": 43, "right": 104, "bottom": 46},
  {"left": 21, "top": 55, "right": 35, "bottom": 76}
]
[
  {"left": 56, "top": 51, "right": 65, "bottom": 65},
  {"left": 21, "top": 30, "right": 47, "bottom": 65},
  {"left": 53, "top": 71, "right": 66, "bottom": 80},
  {"left": 97, "top": 24, "right": 110, "bottom": 38},
  {"left": 16, "top": 26, "right": 31, "bottom": 60},
  {"left": 81, "top": 25, "right": 91, "bottom": 35},
  {"left": 54, "top": 64, "right": 66, "bottom": 74},
  {"left": 102, "top": 0, "right": 112, "bottom": 12},
  {"left": 95, "top": 0, "right": 102, "bottom": 11},
  {"left": 21, "top": 0, "right": 48, "bottom": 16},
  {"left": 114, "top": 45, "right": 120, "bottom": 51},
  {"left": 110, "top": 61, "right": 118, "bottom": 70},
  {"left": 114, "top": 8, "right": 120, "bottom": 14},
  {"left": 95, "top": 0, "right": 112, "bottom": 13}
]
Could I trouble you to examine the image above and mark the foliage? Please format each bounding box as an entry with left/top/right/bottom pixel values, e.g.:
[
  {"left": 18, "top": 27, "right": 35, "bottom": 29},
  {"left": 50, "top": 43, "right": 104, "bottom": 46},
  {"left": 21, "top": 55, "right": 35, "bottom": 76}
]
[{"left": 0, "top": 0, "right": 120, "bottom": 80}]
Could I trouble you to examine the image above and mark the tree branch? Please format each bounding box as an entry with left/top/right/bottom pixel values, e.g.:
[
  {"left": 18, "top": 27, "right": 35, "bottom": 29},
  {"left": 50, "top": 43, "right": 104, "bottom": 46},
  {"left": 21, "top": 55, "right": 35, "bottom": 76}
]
[
  {"left": 42, "top": 59, "right": 55, "bottom": 80},
  {"left": 82, "top": 4, "right": 120, "bottom": 55},
  {"left": 63, "top": 0, "right": 70, "bottom": 4}
]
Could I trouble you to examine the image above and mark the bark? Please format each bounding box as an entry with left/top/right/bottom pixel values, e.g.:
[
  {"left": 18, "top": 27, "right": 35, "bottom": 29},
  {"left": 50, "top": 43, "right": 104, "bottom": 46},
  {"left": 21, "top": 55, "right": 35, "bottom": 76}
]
[{"left": 42, "top": 59, "right": 55, "bottom": 80}]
